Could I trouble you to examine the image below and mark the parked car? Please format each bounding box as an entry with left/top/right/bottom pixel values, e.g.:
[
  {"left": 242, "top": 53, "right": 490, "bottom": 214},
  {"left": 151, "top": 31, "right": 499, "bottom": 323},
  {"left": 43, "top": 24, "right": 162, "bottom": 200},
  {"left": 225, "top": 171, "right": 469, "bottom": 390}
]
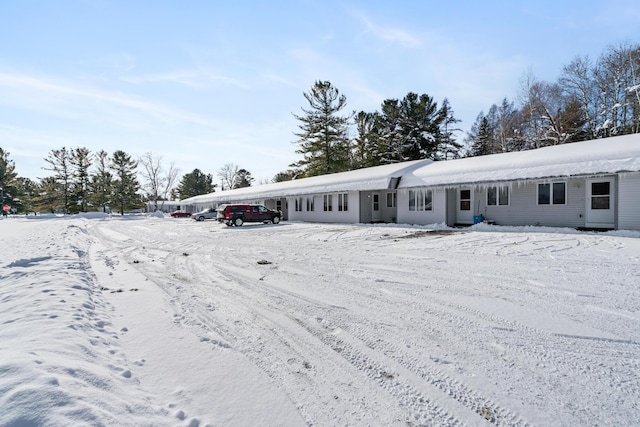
[
  {"left": 170, "top": 210, "right": 192, "bottom": 218},
  {"left": 192, "top": 208, "right": 217, "bottom": 221},
  {"left": 216, "top": 204, "right": 281, "bottom": 226}
]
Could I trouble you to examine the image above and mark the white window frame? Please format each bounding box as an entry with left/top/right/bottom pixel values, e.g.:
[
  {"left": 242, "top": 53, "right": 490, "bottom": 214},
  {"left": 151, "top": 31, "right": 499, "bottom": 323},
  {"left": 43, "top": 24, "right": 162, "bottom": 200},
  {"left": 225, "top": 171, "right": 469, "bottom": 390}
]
[
  {"left": 487, "top": 185, "right": 510, "bottom": 206},
  {"left": 306, "top": 196, "right": 314, "bottom": 211},
  {"left": 323, "top": 194, "right": 333, "bottom": 212},
  {"left": 386, "top": 192, "right": 396, "bottom": 208},
  {"left": 408, "top": 189, "right": 433, "bottom": 211},
  {"left": 338, "top": 193, "right": 348, "bottom": 212},
  {"left": 537, "top": 182, "right": 567, "bottom": 205}
]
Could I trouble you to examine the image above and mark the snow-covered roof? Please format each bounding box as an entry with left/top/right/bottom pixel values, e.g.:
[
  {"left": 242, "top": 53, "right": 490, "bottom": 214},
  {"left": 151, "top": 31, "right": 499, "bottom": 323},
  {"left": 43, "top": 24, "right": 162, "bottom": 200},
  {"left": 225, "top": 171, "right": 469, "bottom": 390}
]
[
  {"left": 400, "top": 133, "right": 640, "bottom": 189},
  {"left": 183, "top": 135, "right": 640, "bottom": 205},
  {"left": 182, "top": 159, "right": 432, "bottom": 204}
]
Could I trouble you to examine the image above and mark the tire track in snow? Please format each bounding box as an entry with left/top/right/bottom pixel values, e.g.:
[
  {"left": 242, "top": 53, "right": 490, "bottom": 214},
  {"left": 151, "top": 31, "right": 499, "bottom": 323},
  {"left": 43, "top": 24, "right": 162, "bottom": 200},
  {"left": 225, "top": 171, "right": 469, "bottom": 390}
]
[
  {"left": 89, "top": 220, "right": 640, "bottom": 426},
  {"left": 200, "top": 259, "right": 518, "bottom": 426}
]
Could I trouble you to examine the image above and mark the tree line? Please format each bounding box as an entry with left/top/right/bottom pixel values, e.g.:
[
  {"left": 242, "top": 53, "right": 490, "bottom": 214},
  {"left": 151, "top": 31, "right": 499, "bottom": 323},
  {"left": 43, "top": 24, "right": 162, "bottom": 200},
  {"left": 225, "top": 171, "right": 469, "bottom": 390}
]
[
  {"left": 467, "top": 42, "right": 640, "bottom": 156},
  {"left": 2, "top": 41, "right": 639, "bottom": 213},
  {"left": 285, "top": 41, "right": 640, "bottom": 178},
  {"left": 0, "top": 145, "right": 258, "bottom": 215},
  {"left": 0, "top": 148, "right": 147, "bottom": 215}
]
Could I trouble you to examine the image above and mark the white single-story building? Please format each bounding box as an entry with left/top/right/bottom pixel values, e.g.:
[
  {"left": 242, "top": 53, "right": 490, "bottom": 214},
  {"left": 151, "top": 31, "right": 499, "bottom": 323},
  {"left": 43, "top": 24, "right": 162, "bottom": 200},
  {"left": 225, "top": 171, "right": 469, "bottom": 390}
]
[
  {"left": 181, "top": 160, "right": 432, "bottom": 223},
  {"left": 397, "top": 134, "right": 640, "bottom": 230},
  {"left": 181, "top": 134, "right": 640, "bottom": 231}
]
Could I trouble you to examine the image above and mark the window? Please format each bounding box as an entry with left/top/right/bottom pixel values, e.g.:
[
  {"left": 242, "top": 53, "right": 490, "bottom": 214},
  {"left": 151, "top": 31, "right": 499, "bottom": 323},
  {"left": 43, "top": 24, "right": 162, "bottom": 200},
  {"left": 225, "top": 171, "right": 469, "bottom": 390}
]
[
  {"left": 538, "top": 182, "right": 566, "bottom": 205},
  {"left": 459, "top": 189, "right": 471, "bottom": 210},
  {"left": 323, "top": 194, "right": 333, "bottom": 211},
  {"left": 499, "top": 186, "right": 509, "bottom": 205},
  {"left": 306, "top": 197, "right": 314, "bottom": 211},
  {"left": 487, "top": 186, "right": 509, "bottom": 206},
  {"left": 338, "top": 193, "right": 348, "bottom": 211},
  {"left": 408, "top": 189, "right": 433, "bottom": 211},
  {"left": 294, "top": 197, "right": 303, "bottom": 212},
  {"left": 386, "top": 192, "right": 396, "bottom": 208},
  {"left": 591, "top": 182, "right": 610, "bottom": 210},
  {"left": 487, "top": 187, "right": 497, "bottom": 206}
]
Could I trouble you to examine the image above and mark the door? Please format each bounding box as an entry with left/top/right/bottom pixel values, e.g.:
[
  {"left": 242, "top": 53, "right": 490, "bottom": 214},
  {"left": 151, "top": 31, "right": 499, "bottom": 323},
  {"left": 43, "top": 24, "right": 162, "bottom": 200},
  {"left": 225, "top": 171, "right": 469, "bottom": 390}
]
[
  {"left": 372, "top": 193, "right": 381, "bottom": 222},
  {"left": 586, "top": 178, "right": 615, "bottom": 228},
  {"left": 456, "top": 188, "right": 474, "bottom": 224}
]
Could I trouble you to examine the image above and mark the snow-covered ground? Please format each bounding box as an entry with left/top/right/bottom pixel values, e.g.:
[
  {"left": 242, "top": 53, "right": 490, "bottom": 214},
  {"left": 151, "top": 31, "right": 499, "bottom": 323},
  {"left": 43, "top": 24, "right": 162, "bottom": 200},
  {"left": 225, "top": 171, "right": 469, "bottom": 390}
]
[{"left": 1, "top": 215, "right": 639, "bottom": 427}]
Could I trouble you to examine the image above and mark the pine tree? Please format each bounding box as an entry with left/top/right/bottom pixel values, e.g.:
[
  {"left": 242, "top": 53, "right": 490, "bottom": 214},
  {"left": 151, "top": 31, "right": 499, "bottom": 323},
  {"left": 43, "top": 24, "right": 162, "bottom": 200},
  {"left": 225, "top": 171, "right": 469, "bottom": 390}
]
[
  {"left": 234, "top": 169, "right": 254, "bottom": 188},
  {"left": 0, "top": 148, "right": 19, "bottom": 214},
  {"left": 15, "top": 177, "right": 37, "bottom": 214},
  {"left": 272, "top": 169, "right": 301, "bottom": 183},
  {"left": 110, "top": 150, "right": 141, "bottom": 215},
  {"left": 89, "top": 150, "right": 114, "bottom": 213},
  {"left": 435, "top": 98, "right": 463, "bottom": 160},
  {"left": 378, "top": 99, "right": 403, "bottom": 163},
  {"left": 33, "top": 176, "right": 63, "bottom": 213},
  {"left": 352, "top": 111, "right": 383, "bottom": 168},
  {"left": 43, "top": 147, "right": 73, "bottom": 214},
  {"left": 399, "top": 92, "right": 441, "bottom": 160},
  {"left": 70, "top": 147, "right": 92, "bottom": 213},
  {"left": 466, "top": 114, "right": 494, "bottom": 157},
  {"left": 176, "top": 168, "right": 216, "bottom": 198},
  {"left": 378, "top": 93, "right": 444, "bottom": 163},
  {"left": 292, "top": 80, "right": 351, "bottom": 176}
]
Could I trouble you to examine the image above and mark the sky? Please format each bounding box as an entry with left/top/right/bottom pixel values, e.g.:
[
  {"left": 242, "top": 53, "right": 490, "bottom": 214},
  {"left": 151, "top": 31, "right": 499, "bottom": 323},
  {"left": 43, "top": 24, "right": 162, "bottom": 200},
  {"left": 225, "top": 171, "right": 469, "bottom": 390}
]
[{"left": 1, "top": 1, "right": 640, "bottom": 185}]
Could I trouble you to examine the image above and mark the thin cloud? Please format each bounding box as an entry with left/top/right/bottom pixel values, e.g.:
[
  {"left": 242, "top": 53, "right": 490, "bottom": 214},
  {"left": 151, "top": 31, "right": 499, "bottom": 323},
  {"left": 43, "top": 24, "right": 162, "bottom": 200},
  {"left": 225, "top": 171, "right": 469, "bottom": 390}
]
[
  {"left": 120, "top": 68, "right": 250, "bottom": 90},
  {"left": 0, "top": 71, "right": 218, "bottom": 127},
  {"left": 356, "top": 14, "right": 421, "bottom": 49},
  {"left": 263, "top": 73, "right": 297, "bottom": 88}
]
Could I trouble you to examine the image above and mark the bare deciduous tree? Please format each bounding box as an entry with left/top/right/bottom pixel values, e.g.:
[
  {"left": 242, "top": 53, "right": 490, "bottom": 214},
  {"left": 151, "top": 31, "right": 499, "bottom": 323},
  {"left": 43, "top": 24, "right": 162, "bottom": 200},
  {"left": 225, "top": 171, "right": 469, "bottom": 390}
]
[
  {"left": 139, "top": 152, "right": 179, "bottom": 211},
  {"left": 217, "top": 163, "right": 239, "bottom": 191}
]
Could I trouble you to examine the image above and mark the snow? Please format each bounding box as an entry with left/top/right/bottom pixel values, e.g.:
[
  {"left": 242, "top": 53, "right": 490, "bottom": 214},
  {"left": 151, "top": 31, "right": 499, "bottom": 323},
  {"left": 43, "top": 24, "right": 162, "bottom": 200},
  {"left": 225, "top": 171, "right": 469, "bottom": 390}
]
[
  {"left": 1, "top": 214, "right": 640, "bottom": 426},
  {"left": 182, "top": 159, "right": 431, "bottom": 205},
  {"left": 400, "top": 133, "right": 640, "bottom": 189},
  {"left": 181, "top": 135, "right": 640, "bottom": 207}
]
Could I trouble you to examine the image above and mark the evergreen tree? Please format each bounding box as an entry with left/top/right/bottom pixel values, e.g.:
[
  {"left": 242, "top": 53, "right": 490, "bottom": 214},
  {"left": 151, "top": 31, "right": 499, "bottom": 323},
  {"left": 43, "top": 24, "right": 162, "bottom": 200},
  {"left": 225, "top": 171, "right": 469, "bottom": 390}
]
[
  {"left": 15, "top": 177, "right": 37, "bottom": 214},
  {"left": 89, "top": 150, "right": 113, "bottom": 213},
  {"left": 176, "top": 168, "right": 216, "bottom": 198},
  {"left": 352, "top": 111, "right": 383, "bottom": 168},
  {"left": 234, "top": 168, "right": 254, "bottom": 188},
  {"left": 110, "top": 150, "right": 141, "bottom": 215},
  {"left": 466, "top": 114, "right": 494, "bottom": 157},
  {"left": 0, "top": 148, "right": 19, "bottom": 214},
  {"left": 70, "top": 147, "right": 92, "bottom": 213},
  {"left": 43, "top": 147, "right": 73, "bottom": 214},
  {"left": 33, "top": 176, "right": 63, "bottom": 213},
  {"left": 399, "top": 92, "right": 441, "bottom": 160},
  {"left": 378, "top": 99, "right": 403, "bottom": 163},
  {"left": 378, "top": 93, "right": 444, "bottom": 162},
  {"left": 292, "top": 80, "right": 351, "bottom": 176},
  {"left": 435, "top": 98, "right": 463, "bottom": 160},
  {"left": 272, "top": 169, "right": 301, "bottom": 183}
]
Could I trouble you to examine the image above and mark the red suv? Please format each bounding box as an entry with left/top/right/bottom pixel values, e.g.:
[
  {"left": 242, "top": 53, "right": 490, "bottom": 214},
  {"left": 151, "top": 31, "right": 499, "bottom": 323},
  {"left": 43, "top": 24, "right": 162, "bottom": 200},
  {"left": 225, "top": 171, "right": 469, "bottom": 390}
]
[{"left": 216, "top": 204, "right": 281, "bottom": 226}]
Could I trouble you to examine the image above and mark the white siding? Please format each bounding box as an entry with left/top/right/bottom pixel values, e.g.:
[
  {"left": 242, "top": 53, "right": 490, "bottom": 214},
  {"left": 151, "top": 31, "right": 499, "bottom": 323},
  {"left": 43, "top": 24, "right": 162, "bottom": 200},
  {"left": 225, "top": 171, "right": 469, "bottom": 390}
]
[
  {"left": 398, "top": 179, "right": 597, "bottom": 228},
  {"left": 287, "top": 191, "right": 360, "bottom": 223},
  {"left": 397, "top": 188, "right": 447, "bottom": 225},
  {"left": 474, "top": 179, "right": 586, "bottom": 228},
  {"left": 618, "top": 173, "right": 640, "bottom": 231}
]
